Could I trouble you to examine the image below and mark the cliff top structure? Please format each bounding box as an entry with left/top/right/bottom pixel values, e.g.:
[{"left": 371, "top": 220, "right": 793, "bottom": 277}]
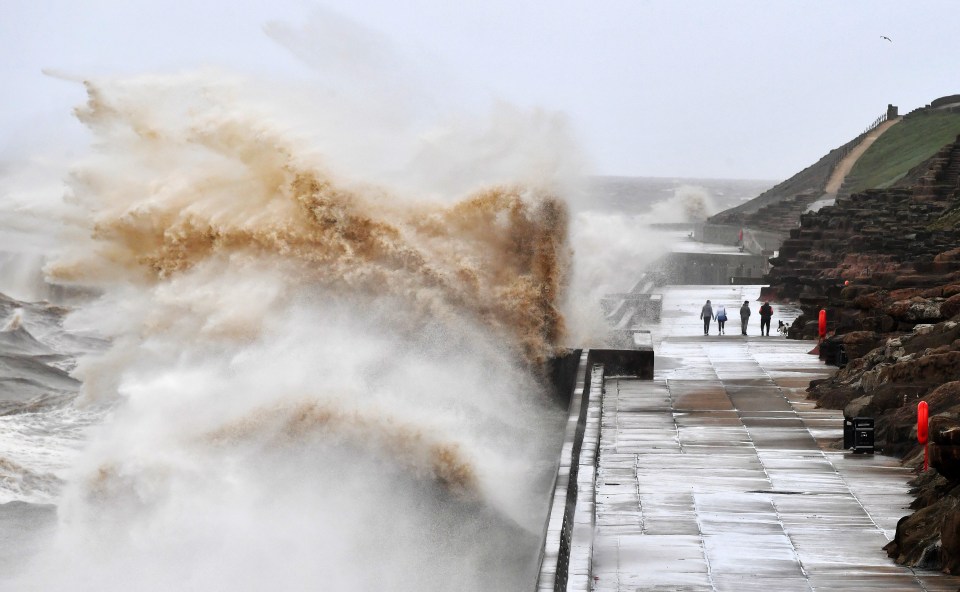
[{"left": 708, "top": 98, "right": 960, "bottom": 240}]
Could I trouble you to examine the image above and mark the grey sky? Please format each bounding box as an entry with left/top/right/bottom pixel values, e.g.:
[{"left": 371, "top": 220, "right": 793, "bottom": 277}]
[{"left": 2, "top": 0, "right": 958, "bottom": 180}]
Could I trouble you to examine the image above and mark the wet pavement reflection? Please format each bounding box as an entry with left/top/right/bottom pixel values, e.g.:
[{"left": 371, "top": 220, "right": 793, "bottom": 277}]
[{"left": 589, "top": 286, "right": 960, "bottom": 591}]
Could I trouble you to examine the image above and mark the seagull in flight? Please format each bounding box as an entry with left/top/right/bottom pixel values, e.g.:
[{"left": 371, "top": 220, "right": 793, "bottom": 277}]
[{"left": 881, "top": 35, "right": 893, "bottom": 42}]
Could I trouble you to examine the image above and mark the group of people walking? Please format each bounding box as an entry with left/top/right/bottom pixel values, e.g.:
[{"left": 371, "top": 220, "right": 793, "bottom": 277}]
[{"left": 699, "top": 300, "right": 774, "bottom": 336}]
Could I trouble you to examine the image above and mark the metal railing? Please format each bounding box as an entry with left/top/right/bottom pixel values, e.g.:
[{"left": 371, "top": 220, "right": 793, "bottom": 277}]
[{"left": 835, "top": 111, "right": 890, "bottom": 162}]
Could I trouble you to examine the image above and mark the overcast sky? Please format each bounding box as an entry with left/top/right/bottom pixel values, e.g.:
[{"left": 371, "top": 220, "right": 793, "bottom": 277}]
[{"left": 2, "top": 0, "right": 958, "bottom": 180}]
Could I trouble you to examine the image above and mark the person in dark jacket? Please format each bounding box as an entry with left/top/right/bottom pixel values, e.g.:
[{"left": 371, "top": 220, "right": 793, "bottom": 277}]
[
  {"left": 759, "top": 302, "right": 774, "bottom": 336},
  {"left": 700, "top": 300, "right": 714, "bottom": 335},
  {"left": 739, "top": 301, "right": 751, "bottom": 335}
]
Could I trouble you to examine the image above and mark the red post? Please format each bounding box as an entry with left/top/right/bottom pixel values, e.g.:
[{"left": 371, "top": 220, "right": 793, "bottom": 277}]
[
  {"left": 918, "top": 401, "right": 929, "bottom": 471},
  {"left": 818, "top": 309, "right": 827, "bottom": 340}
]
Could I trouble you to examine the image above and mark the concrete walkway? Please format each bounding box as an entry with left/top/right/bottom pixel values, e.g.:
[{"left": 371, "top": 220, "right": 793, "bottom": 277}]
[{"left": 589, "top": 286, "right": 960, "bottom": 591}]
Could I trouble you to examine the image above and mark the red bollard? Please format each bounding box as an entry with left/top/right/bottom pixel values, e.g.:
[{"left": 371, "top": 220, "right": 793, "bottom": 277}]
[
  {"left": 818, "top": 309, "right": 827, "bottom": 340},
  {"left": 918, "top": 401, "right": 929, "bottom": 471}
]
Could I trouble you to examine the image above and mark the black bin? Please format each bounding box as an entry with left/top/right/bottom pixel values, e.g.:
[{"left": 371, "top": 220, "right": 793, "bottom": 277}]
[
  {"left": 836, "top": 344, "right": 848, "bottom": 368},
  {"left": 844, "top": 416, "right": 874, "bottom": 454}
]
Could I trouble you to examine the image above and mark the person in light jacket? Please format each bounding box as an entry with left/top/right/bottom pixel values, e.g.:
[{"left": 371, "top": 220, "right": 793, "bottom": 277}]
[
  {"left": 715, "top": 303, "right": 728, "bottom": 335},
  {"left": 739, "top": 301, "right": 751, "bottom": 335}
]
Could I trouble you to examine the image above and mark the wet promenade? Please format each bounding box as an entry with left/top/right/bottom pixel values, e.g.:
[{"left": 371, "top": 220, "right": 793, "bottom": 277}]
[{"left": 582, "top": 286, "right": 960, "bottom": 591}]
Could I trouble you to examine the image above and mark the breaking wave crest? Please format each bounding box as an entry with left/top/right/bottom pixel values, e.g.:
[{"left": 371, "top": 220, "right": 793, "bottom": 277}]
[
  {"left": 7, "top": 67, "right": 573, "bottom": 591},
  {"left": 50, "top": 77, "right": 569, "bottom": 367},
  {"left": 204, "top": 399, "right": 478, "bottom": 494}
]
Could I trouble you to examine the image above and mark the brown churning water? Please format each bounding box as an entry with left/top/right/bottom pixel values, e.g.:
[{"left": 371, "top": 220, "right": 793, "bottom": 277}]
[
  {"left": 5, "top": 72, "right": 571, "bottom": 591},
  {"left": 51, "top": 78, "right": 570, "bottom": 369}
]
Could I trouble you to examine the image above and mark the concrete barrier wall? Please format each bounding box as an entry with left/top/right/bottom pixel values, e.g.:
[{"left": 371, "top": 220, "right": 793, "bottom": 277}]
[
  {"left": 588, "top": 348, "right": 654, "bottom": 379},
  {"left": 546, "top": 350, "right": 585, "bottom": 408},
  {"left": 656, "top": 252, "right": 769, "bottom": 285},
  {"left": 694, "top": 223, "right": 785, "bottom": 253},
  {"left": 536, "top": 348, "right": 653, "bottom": 591},
  {"left": 536, "top": 351, "right": 590, "bottom": 592}
]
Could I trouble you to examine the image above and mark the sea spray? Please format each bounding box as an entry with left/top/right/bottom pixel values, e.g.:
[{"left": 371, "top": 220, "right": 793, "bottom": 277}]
[
  {"left": 49, "top": 74, "right": 570, "bottom": 367},
  {"left": 560, "top": 183, "right": 723, "bottom": 346},
  {"left": 8, "top": 70, "right": 571, "bottom": 591},
  {"left": 646, "top": 184, "right": 718, "bottom": 223},
  {"left": 563, "top": 211, "right": 673, "bottom": 345}
]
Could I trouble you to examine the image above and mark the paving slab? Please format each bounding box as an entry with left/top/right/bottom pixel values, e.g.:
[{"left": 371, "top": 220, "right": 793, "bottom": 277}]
[{"left": 588, "top": 285, "right": 960, "bottom": 591}]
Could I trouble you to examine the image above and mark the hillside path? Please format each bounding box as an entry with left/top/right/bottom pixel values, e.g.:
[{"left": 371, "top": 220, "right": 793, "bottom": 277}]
[{"left": 824, "top": 118, "right": 901, "bottom": 195}]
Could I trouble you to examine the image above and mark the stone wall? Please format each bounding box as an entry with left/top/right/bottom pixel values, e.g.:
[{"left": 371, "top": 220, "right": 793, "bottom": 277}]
[
  {"left": 653, "top": 251, "right": 769, "bottom": 285},
  {"left": 763, "top": 135, "right": 960, "bottom": 333},
  {"left": 931, "top": 94, "right": 960, "bottom": 109},
  {"left": 764, "top": 133, "right": 960, "bottom": 574}
]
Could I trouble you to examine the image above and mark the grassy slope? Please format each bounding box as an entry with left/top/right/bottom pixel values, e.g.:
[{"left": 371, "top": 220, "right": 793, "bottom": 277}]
[{"left": 846, "top": 110, "right": 960, "bottom": 193}]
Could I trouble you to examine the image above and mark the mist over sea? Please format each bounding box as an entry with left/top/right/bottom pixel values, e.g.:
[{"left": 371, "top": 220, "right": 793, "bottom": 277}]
[
  {"left": 0, "top": 160, "right": 772, "bottom": 589},
  {"left": 0, "top": 22, "right": 775, "bottom": 586},
  {"left": 582, "top": 176, "right": 773, "bottom": 216}
]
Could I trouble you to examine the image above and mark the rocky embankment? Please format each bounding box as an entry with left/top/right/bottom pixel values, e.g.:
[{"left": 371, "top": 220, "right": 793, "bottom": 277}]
[{"left": 761, "top": 135, "right": 960, "bottom": 573}]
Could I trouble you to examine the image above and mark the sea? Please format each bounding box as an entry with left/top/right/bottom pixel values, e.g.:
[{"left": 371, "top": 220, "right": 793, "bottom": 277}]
[{"left": 0, "top": 72, "right": 775, "bottom": 591}]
